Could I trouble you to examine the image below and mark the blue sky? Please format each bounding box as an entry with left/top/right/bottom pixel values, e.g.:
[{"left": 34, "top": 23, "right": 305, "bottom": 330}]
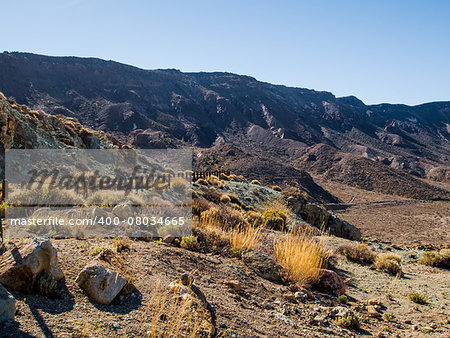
[{"left": 2, "top": 0, "right": 449, "bottom": 105}]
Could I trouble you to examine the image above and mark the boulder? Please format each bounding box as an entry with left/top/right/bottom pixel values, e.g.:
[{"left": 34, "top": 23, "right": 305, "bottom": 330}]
[
  {"left": 0, "top": 238, "right": 64, "bottom": 293},
  {"left": 242, "top": 251, "right": 282, "bottom": 283},
  {"left": 91, "top": 207, "right": 111, "bottom": 219},
  {"left": 75, "top": 261, "right": 127, "bottom": 305},
  {"left": 328, "top": 306, "right": 350, "bottom": 319},
  {"left": 112, "top": 204, "right": 134, "bottom": 219},
  {"left": 312, "top": 269, "right": 345, "bottom": 295},
  {"left": 0, "top": 285, "right": 16, "bottom": 323}
]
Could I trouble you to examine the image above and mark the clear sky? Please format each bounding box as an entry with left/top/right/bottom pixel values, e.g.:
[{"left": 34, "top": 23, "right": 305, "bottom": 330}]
[{"left": 2, "top": 0, "right": 450, "bottom": 105}]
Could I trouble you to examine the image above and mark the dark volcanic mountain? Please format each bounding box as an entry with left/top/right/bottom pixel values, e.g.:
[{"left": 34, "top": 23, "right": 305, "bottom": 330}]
[{"left": 0, "top": 52, "right": 449, "bottom": 200}]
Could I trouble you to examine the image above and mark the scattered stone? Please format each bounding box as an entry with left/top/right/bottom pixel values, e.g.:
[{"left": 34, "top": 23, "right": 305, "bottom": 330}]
[
  {"left": 367, "top": 305, "right": 381, "bottom": 317},
  {"left": 75, "top": 261, "right": 127, "bottom": 305},
  {"left": 242, "top": 251, "right": 282, "bottom": 283},
  {"left": 404, "top": 319, "right": 412, "bottom": 324},
  {"left": 91, "top": 207, "right": 110, "bottom": 219},
  {"left": 412, "top": 324, "right": 418, "bottom": 330},
  {"left": 162, "top": 235, "right": 177, "bottom": 245},
  {"left": 112, "top": 203, "right": 134, "bottom": 219},
  {"left": 0, "top": 285, "right": 16, "bottom": 323},
  {"left": 312, "top": 269, "right": 345, "bottom": 295},
  {"left": 223, "top": 280, "right": 242, "bottom": 291},
  {"left": 274, "top": 312, "right": 296, "bottom": 327},
  {"left": 368, "top": 298, "right": 382, "bottom": 306},
  {"left": 0, "top": 238, "right": 64, "bottom": 293},
  {"left": 422, "top": 327, "right": 434, "bottom": 333},
  {"left": 328, "top": 306, "right": 350, "bottom": 319}
]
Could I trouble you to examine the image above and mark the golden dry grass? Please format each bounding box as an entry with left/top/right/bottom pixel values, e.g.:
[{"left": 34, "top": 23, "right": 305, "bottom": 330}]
[
  {"left": 136, "top": 281, "right": 211, "bottom": 337},
  {"left": 229, "top": 224, "right": 261, "bottom": 254},
  {"left": 274, "top": 230, "right": 329, "bottom": 287}
]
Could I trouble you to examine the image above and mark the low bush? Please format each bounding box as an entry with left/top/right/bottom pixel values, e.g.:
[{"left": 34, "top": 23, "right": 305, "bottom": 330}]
[
  {"left": 419, "top": 249, "right": 450, "bottom": 268},
  {"left": 338, "top": 243, "right": 377, "bottom": 265},
  {"left": 337, "top": 295, "right": 348, "bottom": 304},
  {"left": 35, "top": 270, "right": 58, "bottom": 296},
  {"left": 335, "top": 313, "right": 360, "bottom": 330},
  {"left": 113, "top": 238, "right": 131, "bottom": 253},
  {"left": 192, "top": 198, "right": 211, "bottom": 217},
  {"left": 383, "top": 313, "right": 396, "bottom": 322},
  {"left": 219, "top": 194, "right": 231, "bottom": 204},
  {"left": 245, "top": 210, "right": 263, "bottom": 227},
  {"left": 89, "top": 246, "right": 106, "bottom": 257},
  {"left": 180, "top": 236, "right": 200, "bottom": 251},
  {"left": 251, "top": 179, "right": 261, "bottom": 185},
  {"left": 409, "top": 293, "right": 426, "bottom": 304},
  {"left": 171, "top": 177, "right": 188, "bottom": 193},
  {"left": 271, "top": 185, "right": 282, "bottom": 192},
  {"left": 281, "top": 186, "right": 308, "bottom": 202},
  {"left": 375, "top": 254, "right": 402, "bottom": 276},
  {"left": 263, "top": 209, "right": 287, "bottom": 230}
]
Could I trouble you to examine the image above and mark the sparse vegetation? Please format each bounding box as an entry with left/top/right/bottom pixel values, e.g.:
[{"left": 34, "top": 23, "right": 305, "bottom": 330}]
[
  {"left": 337, "top": 295, "right": 348, "bottom": 304},
  {"left": 251, "top": 180, "right": 261, "bottom": 185},
  {"left": 262, "top": 209, "right": 287, "bottom": 230},
  {"left": 338, "top": 243, "right": 377, "bottom": 265},
  {"left": 271, "top": 185, "right": 282, "bottom": 192},
  {"left": 274, "top": 230, "right": 329, "bottom": 287},
  {"left": 35, "top": 270, "right": 58, "bottom": 296},
  {"left": 113, "top": 238, "right": 131, "bottom": 253},
  {"left": 409, "top": 293, "right": 426, "bottom": 304},
  {"left": 180, "top": 236, "right": 200, "bottom": 251},
  {"left": 375, "top": 253, "right": 403, "bottom": 276},
  {"left": 171, "top": 177, "right": 189, "bottom": 193},
  {"left": 419, "top": 249, "right": 450, "bottom": 268},
  {"left": 89, "top": 246, "right": 106, "bottom": 257},
  {"left": 335, "top": 313, "right": 360, "bottom": 330},
  {"left": 384, "top": 313, "right": 396, "bottom": 322},
  {"left": 220, "top": 194, "right": 231, "bottom": 204}
]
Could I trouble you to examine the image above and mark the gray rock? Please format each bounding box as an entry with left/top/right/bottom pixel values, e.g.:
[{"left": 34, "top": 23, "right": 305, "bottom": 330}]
[
  {"left": 112, "top": 204, "right": 134, "bottom": 219},
  {"left": 0, "top": 285, "right": 16, "bottom": 323},
  {"left": 242, "top": 251, "right": 282, "bottom": 283},
  {"left": 0, "top": 238, "right": 64, "bottom": 293},
  {"left": 328, "top": 306, "right": 350, "bottom": 319},
  {"left": 75, "top": 261, "right": 127, "bottom": 305}
]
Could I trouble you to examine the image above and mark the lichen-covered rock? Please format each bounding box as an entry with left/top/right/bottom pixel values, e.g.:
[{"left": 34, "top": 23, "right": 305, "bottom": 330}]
[
  {"left": 242, "top": 251, "right": 282, "bottom": 283},
  {"left": 75, "top": 261, "right": 127, "bottom": 305},
  {"left": 0, "top": 285, "right": 16, "bottom": 323},
  {"left": 0, "top": 238, "right": 64, "bottom": 293},
  {"left": 312, "top": 269, "right": 345, "bottom": 295}
]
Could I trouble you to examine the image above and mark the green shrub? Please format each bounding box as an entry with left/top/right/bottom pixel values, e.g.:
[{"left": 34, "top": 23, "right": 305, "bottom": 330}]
[
  {"left": 337, "top": 295, "right": 348, "bottom": 304},
  {"left": 180, "top": 236, "right": 200, "bottom": 251},
  {"left": 262, "top": 209, "right": 287, "bottom": 230},
  {"left": 35, "top": 270, "right": 57, "bottom": 295},
  {"left": 383, "top": 313, "right": 396, "bottom": 322},
  {"left": 409, "top": 293, "right": 426, "bottom": 304},
  {"left": 336, "top": 313, "right": 360, "bottom": 330},
  {"left": 89, "top": 246, "right": 106, "bottom": 257}
]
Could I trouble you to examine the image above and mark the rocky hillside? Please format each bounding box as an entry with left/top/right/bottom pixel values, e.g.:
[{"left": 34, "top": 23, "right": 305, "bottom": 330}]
[
  {"left": 0, "top": 52, "right": 449, "bottom": 199},
  {"left": 0, "top": 92, "right": 118, "bottom": 178}
]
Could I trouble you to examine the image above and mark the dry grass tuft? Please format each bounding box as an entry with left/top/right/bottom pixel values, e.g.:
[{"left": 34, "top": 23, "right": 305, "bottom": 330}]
[
  {"left": 375, "top": 254, "right": 403, "bottom": 276},
  {"left": 419, "top": 249, "right": 450, "bottom": 268},
  {"left": 274, "top": 230, "right": 329, "bottom": 287},
  {"left": 171, "top": 177, "right": 189, "bottom": 194},
  {"left": 136, "top": 281, "right": 213, "bottom": 337},
  {"left": 338, "top": 243, "right": 377, "bottom": 265},
  {"left": 229, "top": 225, "right": 261, "bottom": 256}
]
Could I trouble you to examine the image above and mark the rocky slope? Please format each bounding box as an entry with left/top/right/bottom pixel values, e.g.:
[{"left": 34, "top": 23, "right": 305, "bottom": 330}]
[{"left": 0, "top": 52, "right": 449, "bottom": 200}]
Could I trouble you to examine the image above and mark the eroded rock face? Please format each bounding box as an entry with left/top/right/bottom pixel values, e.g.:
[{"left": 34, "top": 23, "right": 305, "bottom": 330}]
[
  {"left": 312, "top": 269, "right": 345, "bottom": 295},
  {"left": 242, "top": 251, "right": 282, "bottom": 283},
  {"left": 75, "top": 261, "right": 127, "bottom": 305},
  {"left": 0, "top": 285, "right": 16, "bottom": 323},
  {"left": 300, "top": 204, "right": 361, "bottom": 241},
  {"left": 0, "top": 238, "right": 64, "bottom": 293}
]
